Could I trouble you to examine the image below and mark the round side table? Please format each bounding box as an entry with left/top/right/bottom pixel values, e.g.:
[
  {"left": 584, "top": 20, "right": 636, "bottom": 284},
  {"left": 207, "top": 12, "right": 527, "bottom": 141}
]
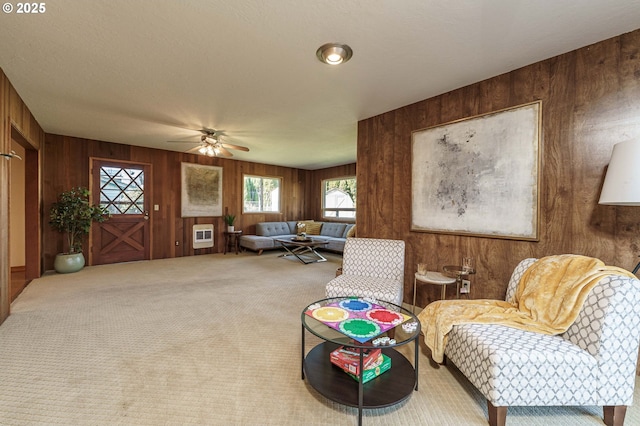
[
  {"left": 223, "top": 230, "right": 243, "bottom": 255},
  {"left": 412, "top": 271, "right": 457, "bottom": 313}
]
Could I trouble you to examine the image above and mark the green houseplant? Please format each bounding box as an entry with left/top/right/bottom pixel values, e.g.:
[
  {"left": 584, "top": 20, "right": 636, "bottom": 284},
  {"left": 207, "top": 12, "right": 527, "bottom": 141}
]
[
  {"left": 49, "top": 187, "right": 109, "bottom": 273},
  {"left": 223, "top": 214, "right": 236, "bottom": 232}
]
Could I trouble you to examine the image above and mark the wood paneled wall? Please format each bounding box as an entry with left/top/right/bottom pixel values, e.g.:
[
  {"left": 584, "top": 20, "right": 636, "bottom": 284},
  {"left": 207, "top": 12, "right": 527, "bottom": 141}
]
[
  {"left": 357, "top": 29, "right": 640, "bottom": 307},
  {"left": 42, "top": 134, "right": 356, "bottom": 271},
  {"left": 0, "top": 68, "right": 44, "bottom": 324},
  {"left": 8, "top": 88, "right": 43, "bottom": 150}
]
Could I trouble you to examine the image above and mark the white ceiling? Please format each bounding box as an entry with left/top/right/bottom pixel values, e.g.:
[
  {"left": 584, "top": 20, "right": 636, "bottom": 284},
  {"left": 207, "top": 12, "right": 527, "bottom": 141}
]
[{"left": 1, "top": 1, "right": 639, "bottom": 170}]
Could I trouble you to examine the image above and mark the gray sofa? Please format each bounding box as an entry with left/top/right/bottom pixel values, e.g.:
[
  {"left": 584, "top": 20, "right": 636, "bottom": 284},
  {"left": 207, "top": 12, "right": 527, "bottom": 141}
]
[{"left": 239, "top": 221, "right": 354, "bottom": 255}]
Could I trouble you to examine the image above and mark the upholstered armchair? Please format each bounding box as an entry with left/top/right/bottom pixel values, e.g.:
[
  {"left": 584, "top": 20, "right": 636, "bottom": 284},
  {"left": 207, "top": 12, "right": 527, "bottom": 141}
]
[
  {"left": 325, "top": 238, "right": 405, "bottom": 306},
  {"left": 442, "top": 258, "right": 640, "bottom": 426}
]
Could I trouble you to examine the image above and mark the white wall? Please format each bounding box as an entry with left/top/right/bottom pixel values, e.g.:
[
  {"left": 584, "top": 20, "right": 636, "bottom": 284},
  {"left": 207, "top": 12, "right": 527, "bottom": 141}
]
[{"left": 9, "top": 141, "right": 25, "bottom": 268}]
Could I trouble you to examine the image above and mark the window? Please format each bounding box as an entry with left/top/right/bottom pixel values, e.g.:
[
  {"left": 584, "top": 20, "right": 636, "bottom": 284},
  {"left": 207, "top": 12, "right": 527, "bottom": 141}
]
[
  {"left": 99, "top": 166, "right": 144, "bottom": 215},
  {"left": 243, "top": 175, "right": 281, "bottom": 213},
  {"left": 322, "top": 177, "right": 356, "bottom": 219}
]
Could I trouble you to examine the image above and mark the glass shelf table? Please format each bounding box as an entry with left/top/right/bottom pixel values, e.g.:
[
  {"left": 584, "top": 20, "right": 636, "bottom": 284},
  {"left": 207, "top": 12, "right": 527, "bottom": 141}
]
[
  {"left": 443, "top": 264, "right": 476, "bottom": 297},
  {"left": 301, "top": 297, "right": 421, "bottom": 426}
]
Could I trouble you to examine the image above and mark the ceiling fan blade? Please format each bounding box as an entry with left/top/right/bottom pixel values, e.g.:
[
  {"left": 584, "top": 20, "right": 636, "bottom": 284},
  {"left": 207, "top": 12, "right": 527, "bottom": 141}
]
[
  {"left": 167, "top": 140, "right": 198, "bottom": 143},
  {"left": 186, "top": 146, "right": 202, "bottom": 153},
  {"left": 199, "top": 128, "right": 220, "bottom": 135},
  {"left": 217, "top": 146, "right": 234, "bottom": 157},
  {"left": 221, "top": 142, "right": 249, "bottom": 152}
]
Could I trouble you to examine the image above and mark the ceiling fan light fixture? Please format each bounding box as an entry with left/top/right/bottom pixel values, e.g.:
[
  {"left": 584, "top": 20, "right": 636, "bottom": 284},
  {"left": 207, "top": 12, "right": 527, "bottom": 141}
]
[
  {"left": 168, "top": 128, "right": 249, "bottom": 157},
  {"left": 316, "top": 43, "right": 352, "bottom": 65}
]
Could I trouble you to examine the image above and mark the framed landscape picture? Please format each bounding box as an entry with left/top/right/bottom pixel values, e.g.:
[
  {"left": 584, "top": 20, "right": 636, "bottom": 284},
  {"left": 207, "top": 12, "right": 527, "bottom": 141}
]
[
  {"left": 411, "top": 101, "right": 541, "bottom": 240},
  {"left": 181, "top": 162, "right": 223, "bottom": 217}
]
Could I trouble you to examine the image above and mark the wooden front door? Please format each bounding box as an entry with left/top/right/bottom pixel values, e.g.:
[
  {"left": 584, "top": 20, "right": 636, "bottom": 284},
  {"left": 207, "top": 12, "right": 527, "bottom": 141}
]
[{"left": 90, "top": 159, "right": 151, "bottom": 265}]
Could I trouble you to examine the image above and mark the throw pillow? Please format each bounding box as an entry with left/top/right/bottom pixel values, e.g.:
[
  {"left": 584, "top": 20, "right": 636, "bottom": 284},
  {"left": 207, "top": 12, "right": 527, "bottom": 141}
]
[
  {"left": 305, "top": 222, "right": 323, "bottom": 235},
  {"left": 346, "top": 225, "right": 356, "bottom": 238}
]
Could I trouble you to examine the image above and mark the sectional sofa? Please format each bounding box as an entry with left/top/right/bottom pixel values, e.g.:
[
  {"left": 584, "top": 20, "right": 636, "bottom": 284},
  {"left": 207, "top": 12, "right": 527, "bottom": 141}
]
[{"left": 239, "top": 221, "right": 355, "bottom": 255}]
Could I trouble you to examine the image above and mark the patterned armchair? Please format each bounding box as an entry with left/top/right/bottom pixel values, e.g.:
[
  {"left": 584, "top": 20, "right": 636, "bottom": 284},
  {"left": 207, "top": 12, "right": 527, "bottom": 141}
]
[
  {"left": 325, "top": 238, "right": 405, "bottom": 306},
  {"left": 444, "top": 258, "right": 640, "bottom": 426}
]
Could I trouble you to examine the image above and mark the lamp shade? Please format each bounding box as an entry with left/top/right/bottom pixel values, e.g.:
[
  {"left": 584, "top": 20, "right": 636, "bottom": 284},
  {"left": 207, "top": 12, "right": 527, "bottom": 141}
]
[{"left": 599, "top": 140, "right": 640, "bottom": 205}]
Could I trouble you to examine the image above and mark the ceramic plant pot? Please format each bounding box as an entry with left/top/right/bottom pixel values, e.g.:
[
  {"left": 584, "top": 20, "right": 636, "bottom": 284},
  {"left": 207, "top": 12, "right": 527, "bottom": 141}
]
[{"left": 54, "top": 252, "right": 85, "bottom": 274}]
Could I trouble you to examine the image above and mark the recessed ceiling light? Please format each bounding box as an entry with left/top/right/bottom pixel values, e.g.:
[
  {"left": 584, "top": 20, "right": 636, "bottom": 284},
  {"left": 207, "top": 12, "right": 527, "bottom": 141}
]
[{"left": 316, "top": 43, "right": 353, "bottom": 65}]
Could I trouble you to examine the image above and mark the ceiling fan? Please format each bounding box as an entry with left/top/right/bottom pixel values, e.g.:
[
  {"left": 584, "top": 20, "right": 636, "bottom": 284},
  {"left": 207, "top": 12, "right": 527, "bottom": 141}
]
[{"left": 168, "top": 129, "right": 249, "bottom": 158}]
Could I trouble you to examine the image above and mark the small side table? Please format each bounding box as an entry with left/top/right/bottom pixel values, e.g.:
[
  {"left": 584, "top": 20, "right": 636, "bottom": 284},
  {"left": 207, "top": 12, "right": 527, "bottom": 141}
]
[
  {"left": 223, "top": 230, "right": 243, "bottom": 255},
  {"left": 443, "top": 265, "right": 476, "bottom": 297},
  {"left": 413, "top": 271, "right": 457, "bottom": 313}
]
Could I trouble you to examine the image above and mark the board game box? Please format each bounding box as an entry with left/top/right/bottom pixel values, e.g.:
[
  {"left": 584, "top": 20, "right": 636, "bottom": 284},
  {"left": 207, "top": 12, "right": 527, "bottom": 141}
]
[
  {"left": 330, "top": 345, "right": 382, "bottom": 376},
  {"left": 347, "top": 353, "right": 391, "bottom": 383},
  {"left": 305, "top": 297, "right": 410, "bottom": 343}
]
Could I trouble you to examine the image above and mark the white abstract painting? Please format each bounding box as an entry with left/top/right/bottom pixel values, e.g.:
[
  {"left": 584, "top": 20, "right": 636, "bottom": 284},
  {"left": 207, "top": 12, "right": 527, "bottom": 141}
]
[{"left": 411, "top": 101, "right": 540, "bottom": 240}]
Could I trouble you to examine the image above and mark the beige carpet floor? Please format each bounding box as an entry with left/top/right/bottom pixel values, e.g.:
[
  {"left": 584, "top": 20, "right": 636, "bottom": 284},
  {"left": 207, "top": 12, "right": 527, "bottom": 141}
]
[{"left": 1, "top": 251, "right": 639, "bottom": 425}]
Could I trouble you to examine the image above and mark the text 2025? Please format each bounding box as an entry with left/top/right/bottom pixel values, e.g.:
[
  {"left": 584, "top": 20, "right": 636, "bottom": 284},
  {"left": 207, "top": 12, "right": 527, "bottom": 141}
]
[{"left": 17, "top": 3, "right": 45, "bottom": 13}]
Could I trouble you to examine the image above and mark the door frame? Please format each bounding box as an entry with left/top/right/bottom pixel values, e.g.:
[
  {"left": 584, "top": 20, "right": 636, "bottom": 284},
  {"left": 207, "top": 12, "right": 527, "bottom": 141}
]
[
  {"left": 0, "top": 120, "right": 9, "bottom": 324},
  {"left": 12, "top": 127, "right": 41, "bottom": 282},
  {"left": 1, "top": 122, "right": 41, "bottom": 324},
  {"left": 89, "top": 157, "right": 153, "bottom": 265}
]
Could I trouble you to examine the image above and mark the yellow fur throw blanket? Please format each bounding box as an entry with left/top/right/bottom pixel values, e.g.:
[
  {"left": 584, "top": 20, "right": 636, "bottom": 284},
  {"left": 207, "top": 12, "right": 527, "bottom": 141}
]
[{"left": 417, "top": 254, "right": 634, "bottom": 363}]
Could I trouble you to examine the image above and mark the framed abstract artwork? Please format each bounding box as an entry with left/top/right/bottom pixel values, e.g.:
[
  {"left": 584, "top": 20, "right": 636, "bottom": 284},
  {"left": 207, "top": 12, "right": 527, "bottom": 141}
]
[
  {"left": 411, "top": 101, "right": 541, "bottom": 240},
  {"left": 181, "top": 162, "right": 223, "bottom": 217}
]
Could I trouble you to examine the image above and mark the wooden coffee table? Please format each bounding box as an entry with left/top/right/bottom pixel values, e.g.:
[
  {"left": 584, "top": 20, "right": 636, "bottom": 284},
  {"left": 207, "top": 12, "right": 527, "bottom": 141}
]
[{"left": 274, "top": 238, "right": 329, "bottom": 264}]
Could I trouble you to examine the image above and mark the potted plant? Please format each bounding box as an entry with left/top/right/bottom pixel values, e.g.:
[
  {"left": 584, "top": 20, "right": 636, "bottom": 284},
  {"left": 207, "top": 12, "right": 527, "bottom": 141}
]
[
  {"left": 49, "top": 187, "right": 109, "bottom": 273},
  {"left": 223, "top": 214, "right": 236, "bottom": 232}
]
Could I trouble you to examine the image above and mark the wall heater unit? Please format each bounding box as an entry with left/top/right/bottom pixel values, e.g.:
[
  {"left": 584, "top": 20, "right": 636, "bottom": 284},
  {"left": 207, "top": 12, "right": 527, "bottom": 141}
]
[{"left": 193, "top": 224, "right": 214, "bottom": 249}]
